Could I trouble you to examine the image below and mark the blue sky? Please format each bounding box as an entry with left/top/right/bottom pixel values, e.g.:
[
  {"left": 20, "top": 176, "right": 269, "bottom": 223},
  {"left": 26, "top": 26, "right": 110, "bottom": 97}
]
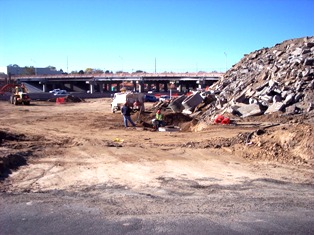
[{"left": 0, "top": 0, "right": 313, "bottom": 73}]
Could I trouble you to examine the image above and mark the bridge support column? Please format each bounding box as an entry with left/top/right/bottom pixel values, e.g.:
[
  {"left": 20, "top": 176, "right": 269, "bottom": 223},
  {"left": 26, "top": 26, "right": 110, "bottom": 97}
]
[
  {"left": 177, "top": 83, "right": 182, "bottom": 93},
  {"left": 89, "top": 83, "right": 95, "bottom": 94},
  {"left": 99, "top": 83, "right": 104, "bottom": 93},
  {"left": 116, "top": 82, "right": 121, "bottom": 92},
  {"left": 163, "top": 82, "right": 168, "bottom": 92},
  {"left": 42, "top": 84, "right": 47, "bottom": 92},
  {"left": 138, "top": 81, "right": 144, "bottom": 93},
  {"left": 147, "top": 83, "right": 152, "bottom": 91},
  {"left": 108, "top": 83, "right": 113, "bottom": 92},
  {"left": 102, "top": 83, "right": 107, "bottom": 92},
  {"left": 156, "top": 82, "right": 160, "bottom": 92},
  {"left": 197, "top": 80, "right": 205, "bottom": 90},
  {"left": 185, "top": 83, "right": 190, "bottom": 92},
  {"left": 133, "top": 81, "right": 137, "bottom": 92}
]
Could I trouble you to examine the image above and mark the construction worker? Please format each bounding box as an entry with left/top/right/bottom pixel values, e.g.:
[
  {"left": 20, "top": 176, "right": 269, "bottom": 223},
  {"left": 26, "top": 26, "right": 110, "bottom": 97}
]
[
  {"left": 152, "top": 109, "right": 164, "bottom": 130},
  {"left": 121, "top": 102, "right": 136, "bottom": 128},
  {"left": 15, "top": 86, "right": 19, "bottom": 94},
  {"left": 21, "top": 83, "right": 27, "bottom": 93}
]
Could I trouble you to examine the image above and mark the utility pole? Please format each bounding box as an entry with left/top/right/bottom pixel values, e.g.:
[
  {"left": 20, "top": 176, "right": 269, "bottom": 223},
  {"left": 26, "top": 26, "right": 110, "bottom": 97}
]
[
  {"left": 67, "top": 56, "right": 68, "bottom": 73},
  {"left": 155, "top": 57, "right": 156, "bottom": 73}
]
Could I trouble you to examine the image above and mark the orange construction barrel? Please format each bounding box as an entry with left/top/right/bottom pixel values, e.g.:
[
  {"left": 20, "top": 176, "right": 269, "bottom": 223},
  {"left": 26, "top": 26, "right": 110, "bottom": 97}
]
[
  {"left": 221, "top": 117, "right": 230, "bottom": 124},
  {"left": 214, "top": 115, "right": 224, "bottom": 124},
  {"left": 56, "top": 97, "right": 65, "bottom": 104}
]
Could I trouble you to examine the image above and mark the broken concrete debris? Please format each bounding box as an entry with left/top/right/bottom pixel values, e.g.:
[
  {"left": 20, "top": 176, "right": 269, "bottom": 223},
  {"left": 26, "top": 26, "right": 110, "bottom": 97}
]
[
  {"left": 159, "top": 36, "right": 313, "bottom": 123},
  {"left": 235, "top": 103, "right": 265, "bottom": 117},
  {"left": 264, "top": 102, "right": 285, "bottom": 114},
  {"left": 182, "top": 92, "right": 203, "bottom": 111},
  {"left": 213, "top": 36, "right": 314, "bottom": 118}
]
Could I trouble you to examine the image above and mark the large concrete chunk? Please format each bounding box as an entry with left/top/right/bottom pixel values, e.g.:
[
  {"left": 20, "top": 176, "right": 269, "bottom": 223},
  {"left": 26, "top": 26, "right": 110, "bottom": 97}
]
[
  {"left": 304, "top": 58, "right": 314, "bottom": 66},
  {"left": 237, "top": 103, "right": 264, "bottom": 117},
  {"left": 182, "top": 93, "right": 203, "bottom": 111},
  {"left": 265, "top": 102, "right": 285, "bottom": 114},
  {"left": 284, "top": 93, "right": 295, "bottom": 105},
  {"left": 169, "top": 95, "right": 186, "bottom": 113}
]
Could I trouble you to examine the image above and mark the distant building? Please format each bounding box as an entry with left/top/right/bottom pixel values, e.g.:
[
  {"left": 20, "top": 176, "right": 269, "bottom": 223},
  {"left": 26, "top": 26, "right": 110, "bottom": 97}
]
[
  {"left": 0, "top": 65, "right": 23, "bottom": 76},
  {"left": 0, "top": 65, "right": 63, "bottom": 76}
]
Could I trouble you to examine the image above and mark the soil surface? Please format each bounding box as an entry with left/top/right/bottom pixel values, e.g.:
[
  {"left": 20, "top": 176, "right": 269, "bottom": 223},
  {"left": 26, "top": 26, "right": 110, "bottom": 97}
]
[{"left": 0, "top": 98, "right": 314, "bottom": 234}]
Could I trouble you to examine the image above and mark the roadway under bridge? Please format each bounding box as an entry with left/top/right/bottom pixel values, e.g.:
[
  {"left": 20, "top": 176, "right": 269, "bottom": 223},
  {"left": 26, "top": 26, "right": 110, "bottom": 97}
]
[{"left": 10, "top": 72, "right": 223, "bottom": 94}]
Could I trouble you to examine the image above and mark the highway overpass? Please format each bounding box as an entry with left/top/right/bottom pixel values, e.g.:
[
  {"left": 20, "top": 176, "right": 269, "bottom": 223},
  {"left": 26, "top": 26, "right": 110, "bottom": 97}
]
[{"left": 10, "top": 72, "right": 223, "bottom": 93}]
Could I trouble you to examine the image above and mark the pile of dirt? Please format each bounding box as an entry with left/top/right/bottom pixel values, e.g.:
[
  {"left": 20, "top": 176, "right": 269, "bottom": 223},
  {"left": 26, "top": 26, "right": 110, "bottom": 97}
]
[{"left": 234, "top": 123, "right": 314, "bottom": 165}]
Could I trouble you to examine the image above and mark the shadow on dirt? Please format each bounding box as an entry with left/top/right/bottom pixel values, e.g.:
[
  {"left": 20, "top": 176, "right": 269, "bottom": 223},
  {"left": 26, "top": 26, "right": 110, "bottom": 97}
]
[
  {"left": 0, "top": 152, "right": 30, "bottom": 180},
  {"left": 0, "top": 131, "right": 31, "bottom": 180}
]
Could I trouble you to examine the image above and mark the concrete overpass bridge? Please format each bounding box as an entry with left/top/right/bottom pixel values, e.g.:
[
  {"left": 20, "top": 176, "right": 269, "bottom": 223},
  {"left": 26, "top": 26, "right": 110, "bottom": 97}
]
[{"left": 11, "top": 72, "right": 223, "bottom": 94}]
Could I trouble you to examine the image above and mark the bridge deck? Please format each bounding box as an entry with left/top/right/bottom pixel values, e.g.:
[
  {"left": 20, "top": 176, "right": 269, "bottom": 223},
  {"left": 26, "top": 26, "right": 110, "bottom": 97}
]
[{"left": 12, "top": 72, "right": 223, "bottom": 82}]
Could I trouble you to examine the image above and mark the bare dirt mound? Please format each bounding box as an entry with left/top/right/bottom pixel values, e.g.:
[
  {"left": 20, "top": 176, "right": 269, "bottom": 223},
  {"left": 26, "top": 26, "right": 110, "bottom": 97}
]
[{"left": 233, "top": 123, "right": 314, "bottom": 165}]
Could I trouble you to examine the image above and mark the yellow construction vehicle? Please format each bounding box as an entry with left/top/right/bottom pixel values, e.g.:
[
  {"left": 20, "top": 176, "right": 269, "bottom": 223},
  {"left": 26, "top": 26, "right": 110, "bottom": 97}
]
[{"left": 9, "top": 83, "right": 31, "bottom": 105}]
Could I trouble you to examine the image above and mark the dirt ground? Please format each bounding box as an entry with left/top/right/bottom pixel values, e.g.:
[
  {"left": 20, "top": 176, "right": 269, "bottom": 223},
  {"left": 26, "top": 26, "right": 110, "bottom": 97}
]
[
  {"left": 1, "top": 98, "right": 314, "bottom": 234},
  {"left": 1, "top": 98, "right": 313, "bottom": 193}
]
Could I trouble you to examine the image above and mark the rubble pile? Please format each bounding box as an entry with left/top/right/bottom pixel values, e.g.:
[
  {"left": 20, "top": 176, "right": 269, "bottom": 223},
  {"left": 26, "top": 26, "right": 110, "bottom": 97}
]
[{"left": 207, "top": 36, "right": 314, "bottom": 118}]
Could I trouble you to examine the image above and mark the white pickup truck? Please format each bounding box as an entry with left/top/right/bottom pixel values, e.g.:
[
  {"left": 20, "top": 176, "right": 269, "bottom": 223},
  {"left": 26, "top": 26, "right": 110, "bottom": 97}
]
[{"left": 111, "top": 92, "right": 145, "bottom": 113}]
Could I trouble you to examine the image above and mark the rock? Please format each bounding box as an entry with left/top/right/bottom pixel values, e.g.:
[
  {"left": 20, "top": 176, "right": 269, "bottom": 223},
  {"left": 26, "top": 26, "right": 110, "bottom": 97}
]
[
  {"left": 302, "top": 48, "right": 311, "bottom": 54},
  {"left": 237, "top": 103, "right": 264, "bottom": 117},
  {"left": 265, "top": 102, "right": 285, "bottom": 114},
  {"left": 273, "top": 95, "right": 282, "bottom": 103},
  {"left": 291, "top": 47, "right": 302, "bottom": 56},
  {"left": 256, "top": 82, "right": 269, "bottom": 91},
  {"left": 304, "top": 58, "right": 314, "bottom": 66},
  {"left": 215, "top": 96, "right": 228, "bottom": 109},
  {"left": 260, "top": 95, "right": 273, "bottom": 103},
  {"left": 294, "top": 93, "right": 303, "bottom": 102},
  {"left": 307, "top": 103, "right": 314, "bottom": 112},
  {"left": 302, "top": 67, "right": 311, "bottom": 77},
  {"left": 240, "top": 69, "right": 249, "bottom": 74},
  {"left": 182, "top": 92, "right": 203, "bottom": 111},
  {"left": 169, "top": 95, "right": 186, "bottom": 113},
  {"left": 249, "top": 98, "right": 258, "bottom": 104},
  {"left": 285, "top": 104, "right": 299, "bottom": 115},
  {"left": 303, "top": 91, "right": 314, "bottom": 103},
  {"left": 284, "top": 93, "right": 295, "bottom": 105}
]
